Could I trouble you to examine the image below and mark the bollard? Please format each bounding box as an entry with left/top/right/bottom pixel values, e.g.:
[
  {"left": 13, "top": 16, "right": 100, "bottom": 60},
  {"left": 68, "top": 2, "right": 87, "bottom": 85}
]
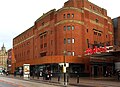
[
  {"left": 49, "top": 74, "right": 51, "bottom": 81},
  {"left": 77, "top": 75, "right": 79, "bottom": 83},
  {"left": 32, "top": 73, "right": 35, "bottom": 79},
  {"left": 58, "top": 76, "right": 60, "bottom": 82},
  {"left": 67, "top": 75, "right": 69, "bottom": 82},
  {"left": 37, "top": 75, "right": 39, "bottom": 79}
]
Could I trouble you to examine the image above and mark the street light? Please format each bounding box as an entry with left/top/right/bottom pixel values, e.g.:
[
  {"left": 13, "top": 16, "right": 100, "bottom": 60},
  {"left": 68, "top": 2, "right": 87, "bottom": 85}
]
[
  {"left": 14, "top": 59, "right": 16, "bottom": 72},
  {"left": 63, "top": 50, "right": 67, "bottom": 86}
]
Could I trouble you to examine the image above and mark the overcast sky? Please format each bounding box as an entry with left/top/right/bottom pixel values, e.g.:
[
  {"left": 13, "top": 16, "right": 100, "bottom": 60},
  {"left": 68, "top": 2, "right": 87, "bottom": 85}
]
[{"left": 0, "top": 0, "right": 119, "bottom": 50}]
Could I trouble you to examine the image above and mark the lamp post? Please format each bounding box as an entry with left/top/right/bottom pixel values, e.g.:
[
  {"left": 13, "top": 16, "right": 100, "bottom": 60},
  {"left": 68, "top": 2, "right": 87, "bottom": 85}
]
[
  {"left": 14, "top": 59, "right": 16, "bottom": 72},
  {"left": 63, "top": 50, "right": 67, "bottom": 86}
]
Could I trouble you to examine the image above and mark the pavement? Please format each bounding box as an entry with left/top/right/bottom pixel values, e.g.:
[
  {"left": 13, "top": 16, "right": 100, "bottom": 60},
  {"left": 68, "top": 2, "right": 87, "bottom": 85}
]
[{"left": 1, "top": 74, "right": 120, "bottom": 87}]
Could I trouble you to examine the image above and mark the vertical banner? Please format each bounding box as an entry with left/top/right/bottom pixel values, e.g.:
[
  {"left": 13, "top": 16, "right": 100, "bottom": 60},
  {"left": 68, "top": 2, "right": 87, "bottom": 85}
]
[{"left": 23, "top": 64, "right": 30, "bottom": 79}]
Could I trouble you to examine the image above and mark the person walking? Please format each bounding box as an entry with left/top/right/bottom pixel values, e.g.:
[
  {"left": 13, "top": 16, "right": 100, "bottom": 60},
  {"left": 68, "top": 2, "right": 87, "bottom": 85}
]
[{"left": 14, "top": 70, "right": 16, "bottom": 77}]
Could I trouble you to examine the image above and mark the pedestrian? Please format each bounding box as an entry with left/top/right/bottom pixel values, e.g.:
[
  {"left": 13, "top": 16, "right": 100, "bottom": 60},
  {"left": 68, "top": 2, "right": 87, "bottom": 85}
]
[
  {"left": 14, "top": 71, "right": 16, "bottom": 77},
  {"left": 37, "top": 71, "right": 39, "bottom": 79},
  {"left": 32, "top": 71, "right": 35, "bottom": 79},
  {"left": 19, "top": 70, "right": 22, "bottom": 77},
  {"left": 117, "top": 70, "right": 120, "bottom": 80},
  {"left": 6, "top": 71, "right": 9, "bottom": 76}
]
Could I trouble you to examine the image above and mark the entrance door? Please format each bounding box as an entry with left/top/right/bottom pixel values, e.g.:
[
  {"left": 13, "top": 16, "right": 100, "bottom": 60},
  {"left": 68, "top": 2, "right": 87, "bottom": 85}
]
[
  {"left": 103, "top": 66, "right": 106, "bottom": 76},
  {"left": 94, "top": 66, "right": 98, "bottom": 77}
]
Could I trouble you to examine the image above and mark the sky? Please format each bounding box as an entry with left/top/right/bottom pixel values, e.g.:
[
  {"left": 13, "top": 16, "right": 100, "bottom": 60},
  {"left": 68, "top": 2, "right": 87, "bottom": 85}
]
[{"left": 0, "top": 0, "right": 119, "bottom": 50}]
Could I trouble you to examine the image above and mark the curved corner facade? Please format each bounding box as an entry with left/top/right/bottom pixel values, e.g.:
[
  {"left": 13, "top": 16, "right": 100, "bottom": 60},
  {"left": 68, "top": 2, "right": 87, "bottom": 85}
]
[{"left": 13, "top": 0, "right": 114, "bottom": 77}]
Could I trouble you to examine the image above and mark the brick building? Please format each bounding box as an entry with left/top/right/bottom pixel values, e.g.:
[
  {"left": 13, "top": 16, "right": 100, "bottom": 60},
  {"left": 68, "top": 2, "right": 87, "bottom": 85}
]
[{"left": 13, "top": 0, "right": 113, "bottom": 77}]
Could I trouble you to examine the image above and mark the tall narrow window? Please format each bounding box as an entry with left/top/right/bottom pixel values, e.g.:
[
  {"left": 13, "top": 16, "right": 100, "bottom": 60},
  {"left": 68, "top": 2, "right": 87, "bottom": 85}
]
[
  {"left": 42, "top": 22, "right": 44, "bottom": 26},
  {"left": 64, "top": 26, "right": 66, "bottom": 31},
  {"left": 63, "top": 14, "right": 65, "bottom": 18},
  {"left": 98, "top": 33, "right": 101, "bottom": 36},
  {"left": 72, "top": 52, "right": 75, "bottom": 56},
  {"left": 94, "top": 32, "right": 97, "bottom": 35},
  {"left": 64, "top": 38, "right": 66, "bottom": 44},
  {"left": 67, "top": 51, "right": 71, "bottom": 55},
  {"left": 72, "top": 14, "right": 74, "bottom": 18},
  {"left": 72, "top": 26, "right": 74, "bottom": 30},
  {"left": 106, "top": 35, "right": 107, "bottom": 38},
  {"left": 87, "top": 39, "right": 89, "bottom": 48},
  {"left": 72, "top": 38, "right": 75, "bottom": 43},
  {"left": 86, "top": 29, "right": 88, "bottom": 33},
  {"left": 44, "top": 43, "right": 47, "bottom": 48},
  {"left": 67, "top": 26, "right": 71, "bottom": 30},
  {"left": 67, "top": 38, "right": 71, "bottom": 44},
  {"left": 67, "top": 14, "right": 70, "bottom": 18},
  {"left": 96, "top": 19, "right": 99, "bottom": 23}
]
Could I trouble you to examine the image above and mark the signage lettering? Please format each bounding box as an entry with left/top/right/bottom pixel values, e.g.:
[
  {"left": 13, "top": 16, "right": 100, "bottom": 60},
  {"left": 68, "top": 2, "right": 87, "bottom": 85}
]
[{"left": 85, "top": 46, "right": 107, "bottom": 55}]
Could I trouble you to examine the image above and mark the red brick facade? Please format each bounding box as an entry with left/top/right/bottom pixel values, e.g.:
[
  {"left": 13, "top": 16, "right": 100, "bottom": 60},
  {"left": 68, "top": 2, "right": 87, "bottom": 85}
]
[{"left": 13, "top": 0, "right": 113, "bottom": 76}]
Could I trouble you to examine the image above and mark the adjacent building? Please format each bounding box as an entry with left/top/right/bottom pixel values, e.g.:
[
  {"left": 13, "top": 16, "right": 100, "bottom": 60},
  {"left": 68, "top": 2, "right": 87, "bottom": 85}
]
[
  {"left": 112, "top": 17, "right": 120, "bottom": 70},
  {"left": 0, "top": 44, "right": 8, "bottom": 73},
  {"left": 13, "top": 0, "right": 114, "bottom": 77}
]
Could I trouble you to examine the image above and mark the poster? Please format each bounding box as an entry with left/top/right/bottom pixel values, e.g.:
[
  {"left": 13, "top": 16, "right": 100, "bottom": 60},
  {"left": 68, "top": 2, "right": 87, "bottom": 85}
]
[{"left": 23, "top": 64, "right": 30, "bottom": 78}]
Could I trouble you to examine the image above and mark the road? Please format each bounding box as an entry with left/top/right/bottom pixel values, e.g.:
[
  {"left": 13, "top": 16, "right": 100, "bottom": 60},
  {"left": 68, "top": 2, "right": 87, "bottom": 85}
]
[
  {"left": 0, "top": 77, "right": 59, "bottom": 87},
  {"left": 0, "top": 76, "right": 95, "bottom": 87},
  {"left": 0, "top": 75, "right": 120, "bottom": 87},
  {"left": 0, "top": 80, "right": 22, "bottom": 87}
]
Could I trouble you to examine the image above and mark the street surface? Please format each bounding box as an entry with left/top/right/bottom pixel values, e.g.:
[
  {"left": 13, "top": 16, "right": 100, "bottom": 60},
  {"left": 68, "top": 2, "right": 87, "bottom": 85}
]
[
  {"left": 0, "top": 75, "right": 120, "bottom": 87},
  {"left": 0, "top": 76, "right": 95, "bottom": 87},
  {"left": 0, "top": 80, "right": 22, "bottom": 87},
  {"left": 0, "top": 76, "right": 58, "bottom": 87}
]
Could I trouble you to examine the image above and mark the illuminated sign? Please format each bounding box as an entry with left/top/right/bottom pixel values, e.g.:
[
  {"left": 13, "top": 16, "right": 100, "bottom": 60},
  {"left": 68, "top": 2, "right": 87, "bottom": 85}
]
[
  {"left": 85, "top": 46, "right": 114, "bottom": 55},
  {"left": 85, "top": 46, "right": 107, "bottom": 55}
]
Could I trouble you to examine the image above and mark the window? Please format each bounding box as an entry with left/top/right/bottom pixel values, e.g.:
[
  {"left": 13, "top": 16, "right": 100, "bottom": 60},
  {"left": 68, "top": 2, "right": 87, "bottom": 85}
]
[
  {"left": 42, "top": 22, "right": 44, "bottom": 26},
  {"left": 64, "top": 26, "right": 66, "bottom": 31},
  {"left": 72, "top": 14, "right": 74, "bottom": 18},
  {"left": 67, "top": 38, "right": 71, "bottom": 44},
  {"left": 90, "top": 5, "right": 92, "bottom": 9},
  {"left": 106, "top": 35, "right": 107, "bottom": 38},
  {"left": 94, "top": 32, "right": 97, "bottom": 35},
  {"left": 96, "top": 19, "right": 99, "bottom": 23},
  {"left": 67, "top": 26, "right": 71, "bottom": 30},
  {"left": 63, "top": 14, "right": 66, "bottom": 18},
  {"left": 86, "top": 29, "right": 88, "bottom": 32},
  {"left": 27, "top": 42, "right": 30, "bottom": 45},
  {"left": 93, "top": 7, "right": 96, "bottom": 11},
  {"left": 40, "top": 44, "right": 43, "bottom": 48},
  {"left": 67, "top": 14, "right": 70, "bottom": 18},
  {"left": 40, "top": 52, "right": 46, "bottom": 57},
  {"left": 87, "top": 39, "right": 89, "bottom": 48},
  {"left": 98, "top": 33, "right": 101, "bottom": 36},
  {"left": 67, "top": 51, "right": 71, "bottom": 55},
  {"left": 72, "top": 38, "right": 75, "bottom": 43},
  {"left": 72, "top": 52, "right": 75, "bottom": 56},
  {"left": 72, "top": 26, "right": 74, "bottom": 30},
  {"left": 44, "top": 43, "right": 47, "bottom": 48},
  {"left": 44, "top": 34, "right": 47, "bottom": 38},
  {"left": 40, "top": 36, "right": 43, "bottom": 39},
  {"left": 64, "top": 38, "right": 66, "bottom": 44}
]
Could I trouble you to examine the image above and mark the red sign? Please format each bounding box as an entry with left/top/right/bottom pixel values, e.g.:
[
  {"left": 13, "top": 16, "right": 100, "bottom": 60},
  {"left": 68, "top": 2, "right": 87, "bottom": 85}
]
[{"left": 85, "top": 46, "right": 107, "bottom": 55}]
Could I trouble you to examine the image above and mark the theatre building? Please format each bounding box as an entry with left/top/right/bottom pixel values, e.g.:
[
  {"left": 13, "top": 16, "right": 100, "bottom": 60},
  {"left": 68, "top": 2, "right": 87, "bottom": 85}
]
[{"left": 13, "top": 0, "right": 114, "bottom": 77}]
